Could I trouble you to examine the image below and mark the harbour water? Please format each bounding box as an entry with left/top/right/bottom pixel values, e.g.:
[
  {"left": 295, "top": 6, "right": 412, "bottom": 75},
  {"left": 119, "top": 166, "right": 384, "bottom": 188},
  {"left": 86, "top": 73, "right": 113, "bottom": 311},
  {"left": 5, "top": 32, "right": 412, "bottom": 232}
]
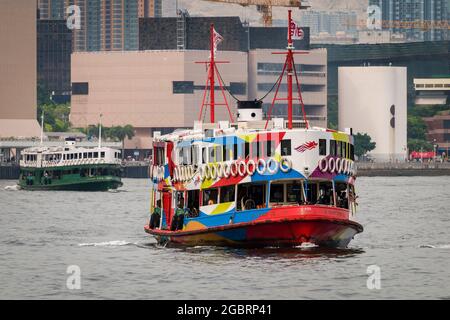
[{"left": 0, "top": 177, "right": 449, "bottom": 300}]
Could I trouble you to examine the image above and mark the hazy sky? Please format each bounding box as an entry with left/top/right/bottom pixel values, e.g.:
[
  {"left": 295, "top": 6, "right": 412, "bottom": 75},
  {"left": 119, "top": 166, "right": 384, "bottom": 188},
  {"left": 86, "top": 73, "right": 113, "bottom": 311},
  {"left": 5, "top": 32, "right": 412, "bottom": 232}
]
[{"left": 175, "top": 0, "right": 369, "bottom": 25}]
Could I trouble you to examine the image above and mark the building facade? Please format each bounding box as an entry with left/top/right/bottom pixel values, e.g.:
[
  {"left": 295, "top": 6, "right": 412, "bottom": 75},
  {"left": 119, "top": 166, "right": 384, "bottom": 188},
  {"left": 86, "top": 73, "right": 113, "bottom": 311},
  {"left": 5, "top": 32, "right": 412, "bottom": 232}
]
[
  {"left": 138, "top": 0, "right": 162, "bottom": 18},
  {"left": 70, "top": 50, "right": 248, "bottom": 156},
  {"left": 299, "top": 10, "right": 358, "bottom": 38},
  {"left": 0, "top": 0, "right": 41, "bottom": 138},
  {"left": 369, "top": 0, "right": 449, "bottom": 41},
  {"left": 37, "top": 19, "right": 72, "bottom": 102},
  {"left": 338, "top": 67, "right": 408, "bottom": 161},
  {"left": 38, "top": 0, "right": 139, "bottom": 51},
  {"left": 423, "top": 113, "right": 450, "bottom": 155}
]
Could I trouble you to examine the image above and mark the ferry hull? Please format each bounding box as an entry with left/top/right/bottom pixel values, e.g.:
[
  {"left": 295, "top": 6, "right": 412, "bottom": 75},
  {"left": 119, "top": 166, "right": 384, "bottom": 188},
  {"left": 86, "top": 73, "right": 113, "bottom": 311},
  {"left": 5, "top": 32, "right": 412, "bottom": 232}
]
[
  {"left": 145, "top": 216, "right": 363, "bottom": 248},
  {"left": 19, "top": 177, "right": 122, "bottom": 191}
]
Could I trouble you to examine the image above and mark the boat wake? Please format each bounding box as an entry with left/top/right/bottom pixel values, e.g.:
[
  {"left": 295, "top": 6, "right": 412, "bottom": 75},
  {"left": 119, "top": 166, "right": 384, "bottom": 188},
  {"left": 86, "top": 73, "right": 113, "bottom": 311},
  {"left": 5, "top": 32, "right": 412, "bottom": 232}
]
[
  {"left": 4, "top": 185, "right": 20, "bottom": 191},
  {"left": 78, "top": 240, "right": 135, "bottom": 247},
  {"left": 419, "top": 244, "right": 450, "bottom": 249}
]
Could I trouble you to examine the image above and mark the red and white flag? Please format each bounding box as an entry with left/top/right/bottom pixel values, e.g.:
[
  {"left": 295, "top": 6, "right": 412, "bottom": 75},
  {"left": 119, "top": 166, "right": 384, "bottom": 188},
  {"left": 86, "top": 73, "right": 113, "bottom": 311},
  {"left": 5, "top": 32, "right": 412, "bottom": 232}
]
[
  {"left": 295, "top": 141, "right": 318, "bottom": 153},
  {"left": 289, "top": 20, "right": 305, "bottom": 40},
  {"left": 211, "top": 28, "right": 224, "bottom": 58}
]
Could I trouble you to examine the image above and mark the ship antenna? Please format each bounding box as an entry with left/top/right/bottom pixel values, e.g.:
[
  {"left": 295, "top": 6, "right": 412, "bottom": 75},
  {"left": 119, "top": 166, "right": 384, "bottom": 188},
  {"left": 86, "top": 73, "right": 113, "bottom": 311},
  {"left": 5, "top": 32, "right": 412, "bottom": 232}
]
[
  {"left": 40, "top": 111, "right": 44, "bottom": 146},
  {"left": 264, "top": 10, "right": 309, "bottom": 130},
  {"left": 98, "top": 113, "right": 103, "bottom": 148},
  {"left": 195, "top": 24, "right": 234, "bottom": 123}
]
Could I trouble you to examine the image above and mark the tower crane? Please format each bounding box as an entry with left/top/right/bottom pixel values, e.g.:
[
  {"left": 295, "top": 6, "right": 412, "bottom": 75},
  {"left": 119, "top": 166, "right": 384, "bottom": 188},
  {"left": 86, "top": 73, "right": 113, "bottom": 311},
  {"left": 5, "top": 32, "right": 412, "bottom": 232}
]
[{"left": 202, "top": 0, "right": 310, "bottom": 27}]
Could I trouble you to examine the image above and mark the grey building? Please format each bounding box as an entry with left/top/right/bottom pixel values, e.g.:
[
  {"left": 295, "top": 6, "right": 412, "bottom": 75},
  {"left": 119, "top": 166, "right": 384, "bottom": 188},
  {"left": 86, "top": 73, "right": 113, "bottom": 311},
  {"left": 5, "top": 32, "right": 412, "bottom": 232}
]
[
  {"left": 369, "top": 0, "right": 449, "bottom": 41},
  {"left": 299, "top": 10, "right": 358, "bottom": 36}
]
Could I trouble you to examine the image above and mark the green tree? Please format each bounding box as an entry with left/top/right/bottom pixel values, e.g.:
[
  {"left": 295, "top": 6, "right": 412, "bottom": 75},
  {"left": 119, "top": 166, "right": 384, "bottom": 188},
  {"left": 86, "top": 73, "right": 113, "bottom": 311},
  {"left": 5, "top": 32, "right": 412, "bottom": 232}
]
[
  {"left": 353, "top": 133, "right": 376, "bottom": 159},
  {"left": 327, "top": 95, "right": 338, "bottom": 130},
  {"left": 407, "top": 139, "right": 433, "bottom": 152},
  {"left": 37, "top": 103, "right": 71, "bottom": 132},
  {"left": 105, "top": 125, "right": 135, "bottom": 159}
]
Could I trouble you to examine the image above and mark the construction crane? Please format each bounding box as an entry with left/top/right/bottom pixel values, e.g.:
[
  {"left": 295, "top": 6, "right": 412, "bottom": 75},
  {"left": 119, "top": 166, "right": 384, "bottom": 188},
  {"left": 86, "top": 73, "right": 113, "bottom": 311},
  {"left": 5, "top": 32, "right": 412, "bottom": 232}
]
[{"left": 202, "top": 0, "right": 310, "bottom": 27}]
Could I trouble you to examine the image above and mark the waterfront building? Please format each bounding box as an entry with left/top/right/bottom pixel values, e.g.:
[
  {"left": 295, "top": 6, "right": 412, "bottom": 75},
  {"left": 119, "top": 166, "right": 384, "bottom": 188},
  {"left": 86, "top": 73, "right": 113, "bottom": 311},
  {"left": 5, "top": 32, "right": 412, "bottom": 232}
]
[
  {"left": 369, "top": 0, "right": 449, "bottom": 41},
  {"left": 414, "top": 77, "right": 450, "bottom": 105},
  {"left": 338, "top": 67, "right": 408, "bottom": 161},
  {"left": 138, "top": 0, "right": 162, "bottom": 17},
  {"left": 299, "top": 10, "right": 358, "bottom": 38},
  {"left": 423, "top": 112, "right": 450, "bottom": 155},
  {"left": 37, "top": 19, "right": 72, "bottom": 103},
  {"left": 0, "top": 0, "right": 41, "bottom": 139}
]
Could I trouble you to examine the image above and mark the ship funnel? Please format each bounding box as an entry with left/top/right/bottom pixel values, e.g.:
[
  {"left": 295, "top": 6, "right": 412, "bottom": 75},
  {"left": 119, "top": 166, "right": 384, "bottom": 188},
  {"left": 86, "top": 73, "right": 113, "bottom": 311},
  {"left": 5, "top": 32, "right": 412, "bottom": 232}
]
[{"left": 237, "top": 100, "right": 263, "bottom": 122}]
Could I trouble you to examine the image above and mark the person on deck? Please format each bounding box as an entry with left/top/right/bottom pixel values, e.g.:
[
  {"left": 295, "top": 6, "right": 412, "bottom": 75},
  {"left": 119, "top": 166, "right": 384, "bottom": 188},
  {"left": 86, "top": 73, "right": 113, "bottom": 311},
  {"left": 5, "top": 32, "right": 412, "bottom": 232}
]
[
  {"left": 171, "top": 199, "right": 185, "bottom": 231},
  {"left": 149, "top": 200, "right": 161, "bottom": 229}
]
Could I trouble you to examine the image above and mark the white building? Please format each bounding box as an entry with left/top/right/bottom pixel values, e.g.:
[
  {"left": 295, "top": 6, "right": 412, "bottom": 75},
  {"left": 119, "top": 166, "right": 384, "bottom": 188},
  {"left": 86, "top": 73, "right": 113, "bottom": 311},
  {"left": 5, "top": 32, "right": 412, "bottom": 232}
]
[{"left": 338, "top": 67, "right": 407, "bottom": 161}]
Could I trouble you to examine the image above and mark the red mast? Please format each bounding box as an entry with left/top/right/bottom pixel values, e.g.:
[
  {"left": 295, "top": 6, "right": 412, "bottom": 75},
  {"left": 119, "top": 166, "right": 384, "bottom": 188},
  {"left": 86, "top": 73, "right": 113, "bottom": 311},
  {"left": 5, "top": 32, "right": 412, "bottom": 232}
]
[
  {"left": 196, "top": 24, "right": 234, "bottom": 123},
  {"left": 265, "top": 10, "right": 309, "bottom": 130}
]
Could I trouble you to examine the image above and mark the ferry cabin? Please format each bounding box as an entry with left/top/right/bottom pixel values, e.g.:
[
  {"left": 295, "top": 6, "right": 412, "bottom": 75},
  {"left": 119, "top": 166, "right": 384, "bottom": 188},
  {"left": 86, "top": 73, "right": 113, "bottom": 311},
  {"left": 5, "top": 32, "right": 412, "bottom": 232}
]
[
  {"left": 150, "top": 121, "right": 358, "bottom": 232},
  {"left": 19, "top": 144, "right": 122, "bottom": 188}
]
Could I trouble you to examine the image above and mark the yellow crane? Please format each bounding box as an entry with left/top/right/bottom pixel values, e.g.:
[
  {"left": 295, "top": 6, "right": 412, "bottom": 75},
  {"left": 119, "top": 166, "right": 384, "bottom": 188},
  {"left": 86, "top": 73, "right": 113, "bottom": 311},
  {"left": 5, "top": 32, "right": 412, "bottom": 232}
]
[{"left": 202, "top": 0, "right": 310, "bottom": 27}]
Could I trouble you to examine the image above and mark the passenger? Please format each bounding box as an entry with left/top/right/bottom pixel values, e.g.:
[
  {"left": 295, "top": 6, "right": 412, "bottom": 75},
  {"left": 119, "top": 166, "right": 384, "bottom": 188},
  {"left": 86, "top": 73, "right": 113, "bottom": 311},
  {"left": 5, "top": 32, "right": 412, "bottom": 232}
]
[
  {"left": 149, "top": 200, "right": 161, "bottom": 229},
  {"left": 316, "top": 189, "right": 328, "bottom": 205},
  {"left": 238, "top": 188, "right": 250, "bottom": 210},
  {"left": 171, "top": 200, "right": 185, "bottom": 231}
]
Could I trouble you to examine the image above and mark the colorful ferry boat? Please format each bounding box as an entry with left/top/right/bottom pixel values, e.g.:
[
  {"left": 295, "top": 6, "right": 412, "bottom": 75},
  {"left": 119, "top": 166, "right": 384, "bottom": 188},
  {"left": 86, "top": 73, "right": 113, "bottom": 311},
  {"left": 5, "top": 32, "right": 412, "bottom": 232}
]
[
  {"left": 19, "top": 138, "right": 123, "bottom": 191},
  {"left": 145, "top": 12, "right": 363, "bottom": 248}
]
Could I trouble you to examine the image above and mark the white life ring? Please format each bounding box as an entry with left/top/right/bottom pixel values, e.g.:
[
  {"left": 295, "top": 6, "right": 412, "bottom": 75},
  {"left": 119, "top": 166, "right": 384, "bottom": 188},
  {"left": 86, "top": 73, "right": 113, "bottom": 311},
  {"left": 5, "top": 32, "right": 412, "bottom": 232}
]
[
  {"left": 210, "top": 164, "right": 218, "bottom": 180},
  {"left": 230, "top": 161, "right": 238, "bottom": 177},
  {"left": 328, "top": 158, "right": 336, "bottom": 173},
  {"left": 335, "top": 158, "right": 342, "bottom": 174},
  {"left": 246, "top": 159, "right": 256, "bottom": 176},
  {"left": 256, "top": 158, "right": 267, "bottom": 175},
  {"left": 319, "top": 158, "right": 328, "bottom": 172},
  {"left": 180, "top": 166, "right": 185, "bottom": 182},
  {"left": 198, "top": 166, "right": 205, "bottom": 181},
  {"left": 343, "top": 159, "right": 349, "bottom": 175},
  {"left": 266, "top": 158, "right": 279, "bottom": 175},
  {"left": 223, "top": 162, "right": 230, "bottom": 178},
  {"left": 237, "top": 161, "right": 247, "bottom": 177},
  {"left": 188, "top": 165, "right": 194, "bottom": 180},
  {"left": 203, "top": 165, "right": 210, "bottom": 180},
  {"left": 217, "top": 163, "right": 224, "bottom": 178},
  {"left": 280, "top": 157, "right": 292, "bottom": 173}
]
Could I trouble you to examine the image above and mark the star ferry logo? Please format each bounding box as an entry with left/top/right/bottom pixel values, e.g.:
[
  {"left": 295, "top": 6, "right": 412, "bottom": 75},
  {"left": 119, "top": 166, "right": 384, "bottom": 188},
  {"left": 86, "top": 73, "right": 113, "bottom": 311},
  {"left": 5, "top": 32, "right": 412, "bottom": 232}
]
[{"left": 295, "top": 141, "right": 318, "bottom": 153}]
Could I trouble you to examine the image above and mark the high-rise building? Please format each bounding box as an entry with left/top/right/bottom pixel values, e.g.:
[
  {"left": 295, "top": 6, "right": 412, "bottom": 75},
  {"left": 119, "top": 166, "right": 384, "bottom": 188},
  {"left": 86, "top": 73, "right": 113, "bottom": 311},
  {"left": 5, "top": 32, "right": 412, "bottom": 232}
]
[
  {"left": 37, "top": 19, "right": 72, "bottom": 102},
  {"left": 369, "top": 0, "right": 449, "bottom": 41},
  {"left": 0, "top": 0, "right": 41, "bottom": 138},
  {"left": 299, "top": 10, "right": 357, "bottom": 37},
  {"left": 37, "top": 0, "right": 139, "bottom": 51},
  {"left": 138, "top": 0, "right": 162, "bottom": 17}
]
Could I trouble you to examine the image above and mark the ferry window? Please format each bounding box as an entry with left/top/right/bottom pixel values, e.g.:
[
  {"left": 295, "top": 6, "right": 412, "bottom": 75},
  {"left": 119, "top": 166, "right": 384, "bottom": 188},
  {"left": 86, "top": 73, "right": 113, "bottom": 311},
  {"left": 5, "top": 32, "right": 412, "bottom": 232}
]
[
  {"left": 192, "top": 146, "right": 198, "bottom": 165},
  {"left": 266, "top": 140, "right": 276, "bottom": 158},
  {"left": 336, "top": 182, "right": 349, "bottom": 209},
  {"left": 209, "top": 147, "right": 216, "bottom": 163},
  {"left": 202, "top": 147, "right": 207, "bottom": 164},
  {"left": 202, "top": 188, "right": 218, "bottom": 206},
  {"left": 251, "top": 141, "right": 259, "bottom": 159},
  {"left": 287, "top": 181, "right": 304, "bottom": 204},
  {"left": 330, "top": 140, "right": 337, "bottom": 157},
  {"left": 319, "top": 139, "right": 327, "bottom": 156},
  {"left": 281, "top": 140, "right": 291, "bottom": 156},
  {"left": 317, "top": 182, "right": 334, "bottom": 206},
  {"left": 83, "top": 152, "right": 87, "bottom": 158},
  {"left": 270, "top": 183, "right": 284, "bottom": 204},
  {"left": 220, "top": 185, "right": 235, "bottom": 203},
  {"left": 94, "top": 152, "right": 99, "bottom": 158},
  {"left": 215, "top": 146, "right": 223, "bottom": 162},
  {"left": 244, "top": 142, "right": 250, "bottom": 159},
  {"left": 88, "top": 152, "right": 93, "bottom": 158},
  {"left": 186, "top": 190, "right": 200, "bottom": 217},
  {"left": 101, "top": 152, "right": 105, "bottom": 158},
  {"left": 233, "top": 143, "right": 238, "bottom": 160},
  {"left": 237, "top": 183, "right": 266, "bottom": 211},
  {"left": 350, "top": 144, "right": 354, "bottom": 160},
  {"left": 337, "top": 141, "right": 342, "bottom": 157},
  {"left": 342, "top": 143, "right": 347, "bottom": 159},
  {"left": 305, "top": 182, "right": 318, "bottom": 204},
  {"left": 74, "top": 153, "right": 78, "bottom": 160},
  {"left": 71, "top": 154, "right": 74, "bottom": 160}
]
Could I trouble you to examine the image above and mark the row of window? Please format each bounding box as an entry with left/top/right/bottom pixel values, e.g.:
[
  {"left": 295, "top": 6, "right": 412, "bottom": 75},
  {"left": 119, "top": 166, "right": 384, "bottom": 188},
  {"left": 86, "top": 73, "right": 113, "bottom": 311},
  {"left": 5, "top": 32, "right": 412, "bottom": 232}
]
[
  {"left": 318, "top": 139, "right": 355, "bottom": 160},
  {"left": 176, "top": 140, "right": 292, "bottom": 165},
  {"left": 173, "top": 81, "right": 247, "bottom": 95},
  {"left": 167, "top": 179, "right": 354, "bottom": 214}
]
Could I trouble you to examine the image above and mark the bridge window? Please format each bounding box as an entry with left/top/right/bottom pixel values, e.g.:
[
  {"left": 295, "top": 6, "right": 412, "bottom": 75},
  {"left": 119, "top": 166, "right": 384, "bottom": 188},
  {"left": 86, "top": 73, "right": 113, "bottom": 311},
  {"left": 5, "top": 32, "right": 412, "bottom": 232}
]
[
  {"left": 237, "top": 183, "right": 266, "bottom": 211},
  {"left": 319, "top": 139, "right": 327, "bottom": 156},
  {"left": 101, "top": 152, "right": 105, "bottom": 158},
  {"left": 330, "top": 140, "right": 337, "bottom": 156},
  {"left": 281, "top": 139, "right": 291, "bottom": 156},
  {"left": 94, "top": 152, "right": 98, "bottom": 158}
]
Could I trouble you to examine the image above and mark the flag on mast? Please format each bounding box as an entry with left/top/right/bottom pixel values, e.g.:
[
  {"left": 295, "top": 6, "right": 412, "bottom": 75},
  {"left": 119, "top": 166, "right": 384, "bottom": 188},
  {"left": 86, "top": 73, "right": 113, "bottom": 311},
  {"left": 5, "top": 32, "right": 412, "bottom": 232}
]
[{"left": 211, "top": 28, "right": 224, "bottom": 58}]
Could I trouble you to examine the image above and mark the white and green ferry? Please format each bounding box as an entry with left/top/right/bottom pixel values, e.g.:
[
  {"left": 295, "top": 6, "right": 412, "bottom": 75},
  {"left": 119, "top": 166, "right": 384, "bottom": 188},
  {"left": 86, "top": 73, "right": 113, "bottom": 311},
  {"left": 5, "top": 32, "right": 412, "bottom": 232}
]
[{"left": 19, "top": 139, "right": 123, "bottom": 191}]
